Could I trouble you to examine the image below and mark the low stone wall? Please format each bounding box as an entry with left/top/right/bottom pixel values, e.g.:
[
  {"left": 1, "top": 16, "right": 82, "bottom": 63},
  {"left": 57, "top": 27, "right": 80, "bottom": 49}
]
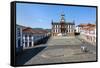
[
  {"left": 34, "top": 35, "right": 51, "bottom": 46},
  {"left": 52, "top": 32, "right": 75, "bottom": 36}
]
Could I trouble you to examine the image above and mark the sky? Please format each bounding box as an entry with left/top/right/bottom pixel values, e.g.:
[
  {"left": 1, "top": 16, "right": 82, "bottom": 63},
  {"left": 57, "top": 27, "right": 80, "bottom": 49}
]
[{"left": 16, "top": 3, "right": 96, "bottom": 29}]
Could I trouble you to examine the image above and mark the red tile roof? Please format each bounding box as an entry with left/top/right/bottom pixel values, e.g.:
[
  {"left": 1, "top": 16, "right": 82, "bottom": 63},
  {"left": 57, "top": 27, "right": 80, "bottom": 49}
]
[
  {"left": 79, "top": 24, "right": 96, "bottom": 31},
  {"left": 23, "top": 27, "right": 48, "bottom": 34},
  {"left": 79, "top": 23, "right": 96, "bottom": 27}
]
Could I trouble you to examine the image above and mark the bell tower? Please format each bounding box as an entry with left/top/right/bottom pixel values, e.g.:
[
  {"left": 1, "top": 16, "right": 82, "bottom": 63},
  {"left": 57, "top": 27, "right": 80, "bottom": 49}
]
[
  {"left": 60, "top": 14, "right": 65, "bottom": 23},
  {"left": 60, "top": 14, "right": 66, "bottom": 35}
]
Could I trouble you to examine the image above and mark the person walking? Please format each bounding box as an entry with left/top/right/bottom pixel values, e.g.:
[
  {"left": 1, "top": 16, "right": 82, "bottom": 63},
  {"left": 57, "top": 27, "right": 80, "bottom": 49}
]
[{"left": 81, "top": 40, "right": 88, "bottom": 52}]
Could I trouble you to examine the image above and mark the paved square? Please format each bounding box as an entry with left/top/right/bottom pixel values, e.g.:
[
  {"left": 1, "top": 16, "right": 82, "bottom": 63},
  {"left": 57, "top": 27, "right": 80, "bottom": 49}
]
[{"left": 22, "top": 36, "right": 96, "bottom": 65}]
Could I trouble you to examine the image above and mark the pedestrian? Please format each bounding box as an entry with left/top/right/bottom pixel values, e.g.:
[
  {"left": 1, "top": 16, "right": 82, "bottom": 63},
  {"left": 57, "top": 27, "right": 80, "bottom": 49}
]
[{"left": 81, "top": 39, "right": 88, "bottom": 52}]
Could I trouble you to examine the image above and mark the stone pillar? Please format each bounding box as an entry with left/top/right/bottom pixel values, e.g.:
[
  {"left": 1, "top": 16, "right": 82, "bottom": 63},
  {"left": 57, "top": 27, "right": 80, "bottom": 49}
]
[
  {"left": 23, "top": 35, "right": 25, "bottom": 48},
  {"left": 68, "top": 25, "right": 69, "bottom": 33},
  {"left": 67, "top": 29, "right": 69, "bottom": 33},
  {"left": 27, "top": 35, "right": 29, "bottom": 47},
  {"left": 31, "top": 36, "right": 34, "bottom": 47},
  {"left": 20, "top": 27, "right": 23, "bottom": 47}
]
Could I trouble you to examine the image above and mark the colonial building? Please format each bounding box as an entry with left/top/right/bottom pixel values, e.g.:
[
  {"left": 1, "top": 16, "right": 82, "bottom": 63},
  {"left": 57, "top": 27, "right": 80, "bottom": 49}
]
[
  {"left": 51, "top": 14, "right": 75, "bottom": 36},
  {"left": 22, "top": 27, "right": 50, "bottom": 49},
  {"left": 79, "top": 23, "right": 96, "bottom": 44},
  {"left": 16, "top": 25, "right": 23, "bottom": 54},
  {"left": 75, "top": 25, "right": 81, "bottom": 33}
]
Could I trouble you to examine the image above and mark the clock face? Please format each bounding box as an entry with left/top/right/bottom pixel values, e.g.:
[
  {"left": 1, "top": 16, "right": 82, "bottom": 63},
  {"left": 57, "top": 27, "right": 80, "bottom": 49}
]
[{"left": 62, "top": 19, "right": 64, "bottom": 22}]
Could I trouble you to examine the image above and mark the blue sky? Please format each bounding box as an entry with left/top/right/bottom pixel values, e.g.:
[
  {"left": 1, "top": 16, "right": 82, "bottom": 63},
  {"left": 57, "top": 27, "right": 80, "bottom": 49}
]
[{"left": 16, "top": 3, "right": 96, "bottom": 29}]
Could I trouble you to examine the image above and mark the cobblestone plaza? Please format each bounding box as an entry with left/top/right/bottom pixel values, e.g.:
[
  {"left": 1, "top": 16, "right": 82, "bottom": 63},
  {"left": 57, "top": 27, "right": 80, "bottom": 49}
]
[{"left": 16, "top": 36, "right": 96, "bottom": 65}]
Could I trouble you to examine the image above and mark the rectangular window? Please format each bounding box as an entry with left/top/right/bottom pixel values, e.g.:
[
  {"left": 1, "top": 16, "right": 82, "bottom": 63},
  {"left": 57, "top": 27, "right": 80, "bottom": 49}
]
[
  {"left": 56, "top": 25, "right": 57, "bottom": 28},
  {"left": 25, "top": 42, "right": 27, "bottom": 47},
  {"left": 29, "top": 42, "right": 31, "bottom": 47},
  {"left": 17, "top": 28, "right": 21, "bottom": 37},
  {"left": 55, "top": 25, "right": 56, "bottom": 28},
  {"left": 53, "top": 29, "right": 55, "bottom": 32}
]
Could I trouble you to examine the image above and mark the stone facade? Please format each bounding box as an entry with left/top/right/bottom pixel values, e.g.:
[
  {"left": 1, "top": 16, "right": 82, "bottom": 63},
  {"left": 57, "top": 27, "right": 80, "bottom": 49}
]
[{"left": 51, "top": 14, "right": 75, "bottom": 36}]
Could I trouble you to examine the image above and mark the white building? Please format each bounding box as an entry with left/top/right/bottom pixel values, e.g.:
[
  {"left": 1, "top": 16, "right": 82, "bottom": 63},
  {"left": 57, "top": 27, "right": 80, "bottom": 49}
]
[
  {"left": 79, "top": 24, "right": 96, "bottom": 44},
  {"left": 16, "top": 25, "right": 23, "bottom": 53},
  {"left": 52, "top": 14, "right": 75, "bottom": 36},
  {"left": 85, "top": 27, "right": 96, "bottom": 43},
  {"left": 75, "top": 25, "right": 81, "bottom": 33},
  {"left": 22, "top": 27, "right": 50, "bottom": 49}
]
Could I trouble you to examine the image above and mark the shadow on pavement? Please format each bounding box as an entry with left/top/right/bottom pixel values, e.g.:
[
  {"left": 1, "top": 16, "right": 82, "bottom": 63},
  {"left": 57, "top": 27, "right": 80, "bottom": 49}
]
[{"left": 16, "top": 46, "right": 46, "bottom": 65}]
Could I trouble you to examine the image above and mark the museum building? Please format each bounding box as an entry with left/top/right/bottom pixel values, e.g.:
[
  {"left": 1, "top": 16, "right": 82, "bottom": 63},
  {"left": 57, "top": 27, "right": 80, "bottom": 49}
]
[{"left": 51, "top": 14, "right": 75, "bottom": 36}]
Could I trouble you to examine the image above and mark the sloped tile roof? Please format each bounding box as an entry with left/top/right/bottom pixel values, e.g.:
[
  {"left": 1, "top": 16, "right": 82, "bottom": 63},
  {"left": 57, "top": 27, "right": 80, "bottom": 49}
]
[{"left": 23, "top": 27, "right": 48, "bottom": 34}]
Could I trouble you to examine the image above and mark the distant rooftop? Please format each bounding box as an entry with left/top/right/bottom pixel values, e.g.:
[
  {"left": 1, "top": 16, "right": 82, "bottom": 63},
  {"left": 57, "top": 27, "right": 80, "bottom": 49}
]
[
  {"left": 79, "top": 23, "right": 96, "bottom": 31},
  {"left": 23, "top": 27, "right": 48, "bottom": 34}
]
